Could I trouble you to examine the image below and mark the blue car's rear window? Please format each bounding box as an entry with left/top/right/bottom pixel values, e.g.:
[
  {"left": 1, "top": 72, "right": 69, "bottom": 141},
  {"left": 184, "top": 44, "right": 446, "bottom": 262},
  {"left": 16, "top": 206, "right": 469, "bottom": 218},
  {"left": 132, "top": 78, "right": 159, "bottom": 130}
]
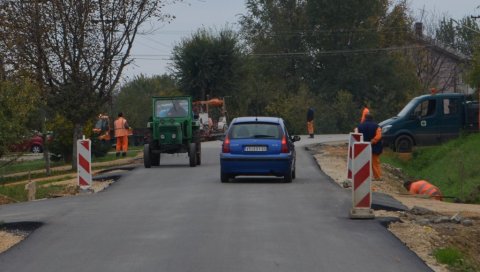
[{"left": 229, "top": 123, "right": 282, "bottom": 139}]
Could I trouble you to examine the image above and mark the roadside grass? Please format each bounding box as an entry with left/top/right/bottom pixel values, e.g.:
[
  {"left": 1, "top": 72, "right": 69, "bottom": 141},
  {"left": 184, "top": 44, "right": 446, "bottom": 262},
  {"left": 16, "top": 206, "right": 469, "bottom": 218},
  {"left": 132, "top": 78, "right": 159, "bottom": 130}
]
[
  {"left": 0, "top": 175, "right": 77, "bottom": 202},
  {"left": 433, "top": 247, "right": 477, "bottom": 272},
  {"left": 0, "top": 159, "right": 64, "bottom": 176},
  {"left": 382, "top": 134, "right": 480, "bottom": 203},
  {"left": 0, "top": 147, "right": 142, "bottom": 202},
  {"left": 0, "top": 185, "right": 27, "bottom": 202},
  {"left": 0, "top": 169, "right": 75, "bottom": 186}
]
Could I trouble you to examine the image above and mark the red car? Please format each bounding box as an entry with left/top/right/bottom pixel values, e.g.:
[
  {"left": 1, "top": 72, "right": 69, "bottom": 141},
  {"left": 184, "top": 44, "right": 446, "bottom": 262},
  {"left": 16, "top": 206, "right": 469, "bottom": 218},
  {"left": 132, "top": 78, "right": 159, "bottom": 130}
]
[{"left": 11, "top": 134, "right": 44, "bottom": 153}]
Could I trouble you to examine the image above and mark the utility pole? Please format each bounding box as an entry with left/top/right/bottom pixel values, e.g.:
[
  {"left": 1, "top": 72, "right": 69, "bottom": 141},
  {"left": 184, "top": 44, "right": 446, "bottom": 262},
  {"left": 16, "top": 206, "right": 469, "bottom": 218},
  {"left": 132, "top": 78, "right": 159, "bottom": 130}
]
[{"left": 471, "top": 15, "right": 480, "bottom": 132}]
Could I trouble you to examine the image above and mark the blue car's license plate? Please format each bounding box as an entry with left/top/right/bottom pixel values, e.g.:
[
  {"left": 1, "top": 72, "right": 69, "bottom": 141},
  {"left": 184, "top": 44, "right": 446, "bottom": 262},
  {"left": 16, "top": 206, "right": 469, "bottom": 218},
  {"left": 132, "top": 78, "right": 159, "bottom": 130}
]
[{"left": 244, "top": 146, "right": 267, "bottom": 152}]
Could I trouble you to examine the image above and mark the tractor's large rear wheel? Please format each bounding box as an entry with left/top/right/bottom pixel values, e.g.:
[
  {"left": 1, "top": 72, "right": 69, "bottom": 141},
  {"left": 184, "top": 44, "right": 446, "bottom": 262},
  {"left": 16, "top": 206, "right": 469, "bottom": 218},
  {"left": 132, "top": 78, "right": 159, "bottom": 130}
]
[
  {"left": 143, "top": 144, "right": 151, "bottom": 168},
  {"left": 188, "top": 143, "right": 197, "bottom": 167}
]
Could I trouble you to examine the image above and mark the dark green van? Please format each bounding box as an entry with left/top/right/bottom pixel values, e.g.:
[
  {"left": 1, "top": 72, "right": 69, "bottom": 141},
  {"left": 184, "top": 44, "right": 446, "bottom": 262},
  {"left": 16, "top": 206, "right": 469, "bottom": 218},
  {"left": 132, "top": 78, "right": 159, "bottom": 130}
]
[{"left": 379, "top": 93, "right": 479, "bottom": 152}]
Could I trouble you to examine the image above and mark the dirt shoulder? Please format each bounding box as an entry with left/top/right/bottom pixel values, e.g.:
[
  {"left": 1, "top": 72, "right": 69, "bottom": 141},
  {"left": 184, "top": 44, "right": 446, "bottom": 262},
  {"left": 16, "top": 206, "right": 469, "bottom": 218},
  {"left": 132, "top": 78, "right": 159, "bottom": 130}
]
[
  {"left": 0, "top": 231, "right": 24, "bottom": 253},
  {"left": 311, "top": 142, "right": 480, "bottom": 272}
]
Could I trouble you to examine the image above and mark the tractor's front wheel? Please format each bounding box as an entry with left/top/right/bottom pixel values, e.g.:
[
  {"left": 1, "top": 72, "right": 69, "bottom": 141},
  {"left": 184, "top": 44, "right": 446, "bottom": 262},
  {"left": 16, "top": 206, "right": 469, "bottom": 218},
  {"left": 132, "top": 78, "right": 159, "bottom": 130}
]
[
  {"left": 196, "top": 142, "right": 201, "bottom": 165},
  {"left": 143, "top": 144, "right": 151, "bottom": 168},
  {"left": 188, "top": 143, "right": 197, "bottom": 167}
]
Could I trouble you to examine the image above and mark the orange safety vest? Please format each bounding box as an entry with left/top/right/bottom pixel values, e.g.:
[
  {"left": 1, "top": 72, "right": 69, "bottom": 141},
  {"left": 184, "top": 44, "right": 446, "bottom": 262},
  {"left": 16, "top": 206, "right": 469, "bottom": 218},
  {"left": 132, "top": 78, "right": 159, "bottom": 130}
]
[
  {"left": 114, "top": 117, "right": 129, "bottom": 137},
  {"left": 409, "top": 180, "right": 443, "bottom": 200}
]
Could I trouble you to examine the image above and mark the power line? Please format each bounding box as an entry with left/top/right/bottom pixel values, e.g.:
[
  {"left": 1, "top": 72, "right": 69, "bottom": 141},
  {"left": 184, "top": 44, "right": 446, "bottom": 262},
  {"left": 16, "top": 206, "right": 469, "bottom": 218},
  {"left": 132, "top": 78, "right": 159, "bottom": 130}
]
[
  {"left": 251, "top": 45, "right": 429, "bottom": 56},
  {"left": 134, "top": 40, "right": 167, "bottom": 52},
  {"left": 130, "top": 54, "right": 172, "bottom": 57},
  {"left": 135, "top": 27, "right": 416, "bottom": 40},
  {"left": 127, "top": 45, "right": 431, "bottom": 61},
  {"left": 138, "top": 35, "right": 172, "bottom": 49}
]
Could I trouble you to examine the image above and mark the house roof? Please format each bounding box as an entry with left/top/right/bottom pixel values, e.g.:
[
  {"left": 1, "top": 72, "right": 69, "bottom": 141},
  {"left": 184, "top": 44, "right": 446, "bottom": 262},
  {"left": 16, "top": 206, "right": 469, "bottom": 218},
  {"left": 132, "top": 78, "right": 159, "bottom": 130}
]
[{"left": 416, "top": 36, "right": 471, "bottom": 62}]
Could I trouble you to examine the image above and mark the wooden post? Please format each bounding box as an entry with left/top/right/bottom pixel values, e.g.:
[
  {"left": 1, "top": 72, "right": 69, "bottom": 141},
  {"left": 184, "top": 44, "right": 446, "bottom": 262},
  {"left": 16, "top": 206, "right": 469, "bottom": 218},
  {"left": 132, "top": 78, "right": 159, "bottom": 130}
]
[{"left": 24, "top": 171, "right": 36, "bottom": 201}]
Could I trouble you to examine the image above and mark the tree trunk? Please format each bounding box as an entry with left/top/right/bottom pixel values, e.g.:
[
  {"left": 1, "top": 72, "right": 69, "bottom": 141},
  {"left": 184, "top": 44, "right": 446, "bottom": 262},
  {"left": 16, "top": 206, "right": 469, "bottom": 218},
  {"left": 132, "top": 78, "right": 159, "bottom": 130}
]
[
  {"left": 41, "top": 110, "right": 51, "bottom": 176},
  {"left": 43, "top": 139, "right": 51, "bottom": 176},
  {"left": 71, "top": 123, "right": 83, "bottom": 171}
]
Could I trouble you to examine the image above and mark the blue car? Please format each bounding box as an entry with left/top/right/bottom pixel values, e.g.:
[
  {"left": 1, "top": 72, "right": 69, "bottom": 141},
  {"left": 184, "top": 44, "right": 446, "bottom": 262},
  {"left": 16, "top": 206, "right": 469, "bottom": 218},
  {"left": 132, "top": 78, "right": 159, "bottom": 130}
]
[{"left": 220, "top": 117, "right": 301, "bottom": 183}]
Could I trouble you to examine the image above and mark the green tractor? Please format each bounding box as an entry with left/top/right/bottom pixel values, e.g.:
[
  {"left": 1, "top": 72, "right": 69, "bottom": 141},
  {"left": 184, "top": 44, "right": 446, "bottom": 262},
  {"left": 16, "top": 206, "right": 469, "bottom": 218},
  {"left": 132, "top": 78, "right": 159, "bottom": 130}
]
[{"left": 143, "top": 96, "right": 201, "bottom": 168}]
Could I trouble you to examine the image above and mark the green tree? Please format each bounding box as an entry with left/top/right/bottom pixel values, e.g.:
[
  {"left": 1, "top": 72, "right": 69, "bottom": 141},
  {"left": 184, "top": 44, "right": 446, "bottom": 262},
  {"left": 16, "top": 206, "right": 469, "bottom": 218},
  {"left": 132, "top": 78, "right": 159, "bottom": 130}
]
[
  {"left": 114, "top": 74, "right": 181, "bottom": 128},
  {"left": 0, "top": 77, "right": 40, "bottom": 159},
  {"left": 238, "top": 0, "right": 418, "bottom": 132},
  {"left": 240, "top": 0, "right": 308, "bottom": 95},
  {"left": 435, "top": 17, "right": 480, "bottom": 56},
  {"left": 466, "top": 33, "right": 480, "bottom": 96},
  {"left": 0, "top": 0, "right": 179, "bottom": 168},
  {"left": 436, "top": 18, "right": 456, "bottom": 48},
  {"left": 437, "top": 16, "right": 480, "bottom": 56},
  {"left": 46, "top": 114, "right": 75, "bottom": 163},
  {"left": 264, "top": 86, "right": 314, "bottom": 134},
  {"left": 172, "top": 28, "right": 245, "bottom": 101},
  {"left": 304, "top": 0, "right": 389, "bottom": 99},
  {"left": 380, "top": 1, "right": 413, "bottom": 47},
  {"left": 455, "top": 17, "right": 480, "bottom": 56}
]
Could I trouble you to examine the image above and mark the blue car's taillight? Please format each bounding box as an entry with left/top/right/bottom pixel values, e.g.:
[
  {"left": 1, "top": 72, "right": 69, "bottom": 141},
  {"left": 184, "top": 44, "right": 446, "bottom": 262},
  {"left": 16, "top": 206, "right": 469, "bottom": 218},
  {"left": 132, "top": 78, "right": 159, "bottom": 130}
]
[
  {"left": 281, "top": 135, "right": 289, "bottom": 153},
  {"left": 222, "top": 135, "right": 231, "bottom": 153}
]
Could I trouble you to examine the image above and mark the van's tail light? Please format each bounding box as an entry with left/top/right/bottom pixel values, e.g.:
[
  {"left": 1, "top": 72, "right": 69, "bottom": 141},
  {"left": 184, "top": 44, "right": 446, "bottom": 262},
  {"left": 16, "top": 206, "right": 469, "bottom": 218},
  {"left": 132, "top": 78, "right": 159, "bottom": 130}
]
[
  {"left": 281, "top": 135, "right": 289, "bottom": 153},
  {"left": 222, "top": 135, "right": 230, "bottom": 153}
]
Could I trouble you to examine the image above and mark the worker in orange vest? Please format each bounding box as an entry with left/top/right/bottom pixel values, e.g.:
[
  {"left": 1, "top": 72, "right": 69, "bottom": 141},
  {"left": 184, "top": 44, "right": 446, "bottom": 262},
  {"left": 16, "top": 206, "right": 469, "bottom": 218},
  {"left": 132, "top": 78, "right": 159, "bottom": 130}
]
[
  {"left": 114, "top": 112, "right": 130, "bottom": 158},
  {"left": 360, "top": 103, "right": 370, "bottom": 123},
  {"left": 306, "top": 107, "right": 315, "bottom": 138},
  {"left": 356, "top": 113, "right": 382, "bottom": 180},
  {"left": 403, "top": 180, "right": 443, "bottom": 201}
]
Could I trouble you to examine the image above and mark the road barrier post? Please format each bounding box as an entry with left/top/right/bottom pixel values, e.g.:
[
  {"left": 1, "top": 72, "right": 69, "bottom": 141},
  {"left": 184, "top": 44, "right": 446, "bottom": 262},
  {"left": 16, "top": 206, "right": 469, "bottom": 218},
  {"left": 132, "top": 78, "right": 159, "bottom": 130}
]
[
  {"left": 77, "top": 138, "right": 92, "bottom": 190},
  {"left": 349, "top": 142, "right": 374, "bottom": 219},
  {"left": 345, "top": 133, "right": 363, "bottom": 187}
]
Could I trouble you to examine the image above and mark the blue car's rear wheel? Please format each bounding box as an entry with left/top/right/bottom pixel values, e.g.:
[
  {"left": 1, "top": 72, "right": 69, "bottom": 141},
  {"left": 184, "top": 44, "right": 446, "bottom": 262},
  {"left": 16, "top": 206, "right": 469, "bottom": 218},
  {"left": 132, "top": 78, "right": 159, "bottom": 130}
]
[
  {"left": 284, "top": 170, "right": 292, "bottom": 183},
  {"left": 221, "top": 172, "right": 230, "bottom": 183}
]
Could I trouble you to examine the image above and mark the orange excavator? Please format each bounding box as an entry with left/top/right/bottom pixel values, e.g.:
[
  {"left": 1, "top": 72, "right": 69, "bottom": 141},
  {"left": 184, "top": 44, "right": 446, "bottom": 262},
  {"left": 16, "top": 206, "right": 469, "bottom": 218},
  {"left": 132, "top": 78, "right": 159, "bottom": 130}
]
[{"left": 193, "top": 98, "right": 228, "bottom": 141}]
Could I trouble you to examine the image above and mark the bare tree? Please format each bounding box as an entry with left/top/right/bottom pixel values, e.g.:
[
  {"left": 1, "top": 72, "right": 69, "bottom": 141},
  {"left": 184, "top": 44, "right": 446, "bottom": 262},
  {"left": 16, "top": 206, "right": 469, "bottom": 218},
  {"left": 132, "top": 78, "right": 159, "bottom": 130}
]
[
  {"left": 411, "top": 43, "right": 465, "bottom": 93},
  {"left": 407, "top": 20, "right": 470, "bottom": 94},
  {"left": 0, "top": 0, "right": 178, "bottom": 169}
]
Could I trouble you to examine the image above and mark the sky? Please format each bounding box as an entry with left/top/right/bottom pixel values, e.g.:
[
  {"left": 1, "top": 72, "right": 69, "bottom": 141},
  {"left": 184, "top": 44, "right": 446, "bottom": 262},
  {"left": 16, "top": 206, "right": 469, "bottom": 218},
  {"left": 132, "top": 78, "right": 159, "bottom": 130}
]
[{"left": 122, "top": 0, "right": 480, "bottom": 81}]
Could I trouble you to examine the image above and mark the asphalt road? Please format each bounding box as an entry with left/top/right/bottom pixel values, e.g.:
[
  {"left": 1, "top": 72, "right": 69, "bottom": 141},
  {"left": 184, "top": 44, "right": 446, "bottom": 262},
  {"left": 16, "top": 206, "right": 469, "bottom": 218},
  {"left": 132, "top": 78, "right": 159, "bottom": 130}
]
[{"left": 0, "top": 135, "right": 431, "bottom": 272}]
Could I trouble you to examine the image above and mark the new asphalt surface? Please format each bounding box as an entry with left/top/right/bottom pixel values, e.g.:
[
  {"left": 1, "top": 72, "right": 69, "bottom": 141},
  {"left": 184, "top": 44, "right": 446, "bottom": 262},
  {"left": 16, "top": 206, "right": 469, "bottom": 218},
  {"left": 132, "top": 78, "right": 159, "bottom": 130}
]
[{"left": 0, "top": 135, "right": 431, "bottom": 271}]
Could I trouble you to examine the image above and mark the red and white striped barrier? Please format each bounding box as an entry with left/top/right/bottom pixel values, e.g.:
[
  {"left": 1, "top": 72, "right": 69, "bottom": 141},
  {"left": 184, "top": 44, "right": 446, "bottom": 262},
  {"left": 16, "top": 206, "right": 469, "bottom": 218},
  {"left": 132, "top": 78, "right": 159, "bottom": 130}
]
[
  {"left": 77, "top": 139, "right": 92, "bottom": 190},
  {"left": 349, "top": 142, "right": 374, "bottom": 219},
  {"left": 347, "top": 133, "right": 363, "bottom": 180}
]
